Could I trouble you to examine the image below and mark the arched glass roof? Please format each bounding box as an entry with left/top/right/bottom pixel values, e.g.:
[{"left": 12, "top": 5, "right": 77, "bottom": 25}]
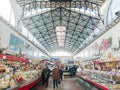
[{"left": 16, "top": 0, "right": 105, "bottom": 56}]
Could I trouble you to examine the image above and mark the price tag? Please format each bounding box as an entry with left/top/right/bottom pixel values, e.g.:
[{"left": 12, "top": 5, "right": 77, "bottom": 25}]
[{"left": 3, "top": 55, "right": 6, "bottom": 59}]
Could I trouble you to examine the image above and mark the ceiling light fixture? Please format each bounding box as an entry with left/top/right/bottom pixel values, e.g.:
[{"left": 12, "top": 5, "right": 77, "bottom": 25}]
[{"left": 55, "top": 26, "right": 66, "bottom": 47}]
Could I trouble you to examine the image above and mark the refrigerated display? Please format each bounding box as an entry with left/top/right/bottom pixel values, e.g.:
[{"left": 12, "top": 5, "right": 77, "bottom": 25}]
[{"left": 76, "top": 58, "right": 120, "bottom": 90}]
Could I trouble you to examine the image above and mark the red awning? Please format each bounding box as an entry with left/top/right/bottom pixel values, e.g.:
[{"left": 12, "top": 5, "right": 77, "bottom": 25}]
[
  {"left": 0, "top": 54, "right": 3, "bottom": 59},
  {"left": 0, "top": 54, "right": 28, "bottom": 63}
]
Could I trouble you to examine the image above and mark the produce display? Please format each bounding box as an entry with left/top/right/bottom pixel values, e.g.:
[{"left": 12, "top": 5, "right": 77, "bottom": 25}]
[
  {"left": 0, "top": 57, "right": 42, "bottom": 90},
  {"left": 77, "top": 57, "right": 120, "bottom": 90}
]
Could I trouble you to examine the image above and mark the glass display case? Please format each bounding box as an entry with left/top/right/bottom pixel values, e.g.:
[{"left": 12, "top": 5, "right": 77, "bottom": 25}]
[
  {"left": 76, "top": 58, "right": 120, "bottom": 90},
  {"left": 0, "top": 69, "right": 41, "bottom": 90}
]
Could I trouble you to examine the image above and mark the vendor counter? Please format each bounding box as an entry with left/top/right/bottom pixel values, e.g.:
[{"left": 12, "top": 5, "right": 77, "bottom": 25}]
[
  {"left": 6, "top": 77, "right": 42, "bottom": 90},
  {"left": 76, "top": 74, "right": 109, "bottom": 90}
]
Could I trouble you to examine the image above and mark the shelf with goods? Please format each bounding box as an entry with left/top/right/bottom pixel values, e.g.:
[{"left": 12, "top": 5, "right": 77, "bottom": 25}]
[
  {"left": 97, "top": 58, "right": 120, "bottom": 83},
  {"left": 76, "top": 57, "right": 120, "bottom": 90},
  {"left": 0, "top": 54, "right": 42, "bottom": 90},
  {"left": 76, "top": 74, "right": 109, "bottom": 90}
]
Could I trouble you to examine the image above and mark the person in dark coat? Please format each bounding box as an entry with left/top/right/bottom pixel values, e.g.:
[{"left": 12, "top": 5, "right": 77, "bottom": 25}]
[
  {"left": 59, "top": 68, "right": 63, "bottom": 81},
  {"left": 41, "top": 66, "right": 51, "bottom": 87},
  {"left": 69, "top": 67, "right": 73, "bottom": 77},
  {"left": 72, "top": 66, "right": 76, "bottom": 77}
]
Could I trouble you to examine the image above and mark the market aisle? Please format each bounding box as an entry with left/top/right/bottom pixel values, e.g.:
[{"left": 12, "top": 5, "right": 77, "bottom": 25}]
[{"left": 31, "top": 77, "right": 84, "bottom": 90}]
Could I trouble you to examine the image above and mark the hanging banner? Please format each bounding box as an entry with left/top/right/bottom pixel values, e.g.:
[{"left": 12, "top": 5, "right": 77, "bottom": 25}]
[
  {"left": 23, "top": 42, "right": 30, "bottom": 54},
  {"left": 9, "top": 34, "right": 24, "bottom": 52}
]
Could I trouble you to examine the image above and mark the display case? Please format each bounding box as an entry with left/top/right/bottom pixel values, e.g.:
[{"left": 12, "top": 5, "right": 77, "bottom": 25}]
[
  {"left": 77, "top": 58, "right": 120, "bottom": 90},
  {"left": 0, "top": 54, "right": 42, "bottom": 90},
  {"left": 76, "top": 75, "right": 109, "bottom": 90},
  {"left": 0, "top": 69, "right": 41, "bottom": 90}
]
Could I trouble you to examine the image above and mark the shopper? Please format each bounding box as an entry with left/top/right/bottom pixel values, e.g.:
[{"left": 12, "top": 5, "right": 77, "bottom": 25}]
[
  {"left": 41, "top": 66, "right": 51, "bottom": 87},
  {"left": 52, "top": 66, "right": 59, "bottom": 88},
  {"left": 59, "top": 67, "right": 63, "bottom": 81},
  {"left": 69, "top": 66, "right": 73, "bottom": 77},
  {"left": 72, "top": 66, "right": 76, "bottom": 77}
]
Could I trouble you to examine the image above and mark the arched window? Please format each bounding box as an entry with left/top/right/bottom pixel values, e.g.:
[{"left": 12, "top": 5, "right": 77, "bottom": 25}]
[
  {"left": 0, "top": 0, "right": 15, "bottom": 26},
  {"left": 51, "top": 51, "right": 71, "bottom": 56},
  {"left": 106, "top": 0, "right": 120, "bottom": 25}
]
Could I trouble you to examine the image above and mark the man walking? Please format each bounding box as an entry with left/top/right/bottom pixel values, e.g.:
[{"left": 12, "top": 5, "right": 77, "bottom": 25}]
[{"left": 41, "top": 66, "right": 51, "bottom": 87}]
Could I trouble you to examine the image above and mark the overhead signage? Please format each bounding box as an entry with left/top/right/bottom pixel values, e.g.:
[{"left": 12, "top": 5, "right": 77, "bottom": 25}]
[{"left": 9, "top": 34, "right": 24, "bottom": 52}]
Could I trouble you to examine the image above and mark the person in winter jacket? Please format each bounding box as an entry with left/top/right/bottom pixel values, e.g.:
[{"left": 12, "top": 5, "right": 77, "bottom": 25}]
[
  {"left": 41, "top": 66, "right": 51, "bottom": 87},
  {"left": 52, "top": 66, "right": 59, "bottom": 88}
]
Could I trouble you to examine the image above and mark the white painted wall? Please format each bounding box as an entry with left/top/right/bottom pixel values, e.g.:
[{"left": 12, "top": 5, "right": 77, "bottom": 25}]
[
  {"left": 74, "top": 21, "right": 120, "bottom": 59},
  {"left": 0, "top": 17, "right": 11, "bottom": 49},
  {"left": 10, "top": 0, "right": 21, "bottom": 26},
  {"left": 102, "top": 0, "right": 111, "bottom": 26},
  {"left": 0, "top": 16, "right": 45, "bottom": 59},
  {"left": 99, "top": 0, "right": 109, "bottom": 19},
  {"left": 89, "top": 21, "right": 120, "bottom": 49}
]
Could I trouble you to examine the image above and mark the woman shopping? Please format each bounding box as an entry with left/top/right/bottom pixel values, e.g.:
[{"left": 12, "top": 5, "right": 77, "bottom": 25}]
[{"left": 52, "top": 66, "right": 59, "bottom": 88}]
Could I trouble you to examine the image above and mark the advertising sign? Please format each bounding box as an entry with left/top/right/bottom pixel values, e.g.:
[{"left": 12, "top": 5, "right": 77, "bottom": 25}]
[{"left": 9, "top": 34, "right": 24, "bottom": 52}]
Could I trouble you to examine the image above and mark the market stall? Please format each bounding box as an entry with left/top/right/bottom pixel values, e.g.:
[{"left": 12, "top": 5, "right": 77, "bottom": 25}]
[
  {"left": 76, "top": 57, "right": 120, "bottom": 90},
  {"left": 0, "top": 54, "right": 42, "bottom": 90}
]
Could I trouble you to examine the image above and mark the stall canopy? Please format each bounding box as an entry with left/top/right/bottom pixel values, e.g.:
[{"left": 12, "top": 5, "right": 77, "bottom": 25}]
[{"left": 0, "top": 54, "right": 28, "bottom": 63}]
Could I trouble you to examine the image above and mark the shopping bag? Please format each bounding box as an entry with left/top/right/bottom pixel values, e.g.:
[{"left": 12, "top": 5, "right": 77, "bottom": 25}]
[{"left": 58, "top": 79, "right": 61, "bottom": 84}]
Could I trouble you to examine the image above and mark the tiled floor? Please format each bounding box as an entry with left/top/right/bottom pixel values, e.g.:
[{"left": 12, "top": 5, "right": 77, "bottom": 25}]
[{"left": 31, "top": 77, "right": 84, "bottom": 90}]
